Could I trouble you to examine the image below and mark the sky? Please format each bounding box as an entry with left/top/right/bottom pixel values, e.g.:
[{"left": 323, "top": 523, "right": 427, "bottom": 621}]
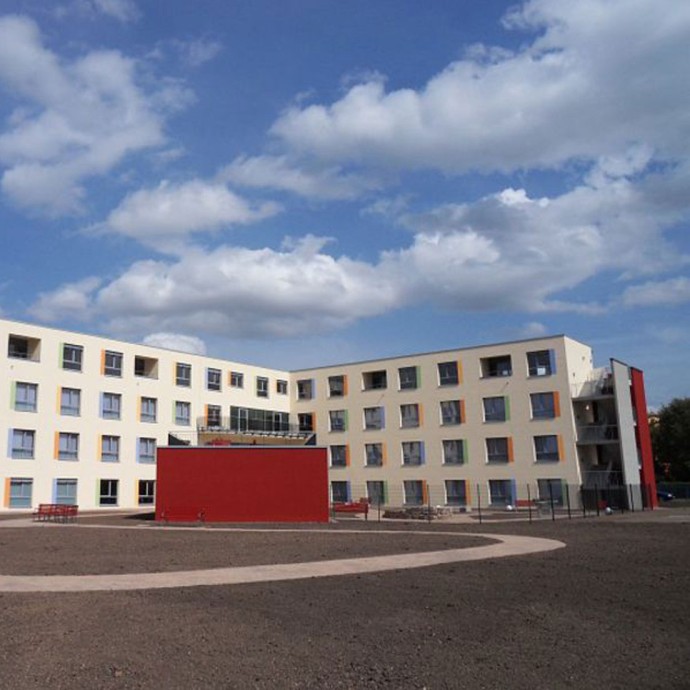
[{"left": 0, "top": 0, "right": 688, "bottom": 408}]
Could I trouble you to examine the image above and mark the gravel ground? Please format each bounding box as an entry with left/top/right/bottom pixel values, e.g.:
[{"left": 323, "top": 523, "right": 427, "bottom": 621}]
[{"left": 0, "top": 510, "right": 688, "bottom": 689}]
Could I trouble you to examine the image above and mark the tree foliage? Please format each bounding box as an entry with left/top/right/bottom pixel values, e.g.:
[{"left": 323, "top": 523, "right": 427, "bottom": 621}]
[{"left": 651, "top": 398, "right": 690, "bottom": 481}]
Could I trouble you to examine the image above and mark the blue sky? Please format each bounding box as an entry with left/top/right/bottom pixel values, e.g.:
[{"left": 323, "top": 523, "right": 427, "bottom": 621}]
[{"left": 0, "top": 0, "right": 688, "bottom": 408}]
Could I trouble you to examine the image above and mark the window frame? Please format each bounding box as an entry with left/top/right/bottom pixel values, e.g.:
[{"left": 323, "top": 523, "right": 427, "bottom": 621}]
[
  {"left": 62, "top": 344, "right": 83, "bottom": 372},
  {"left": 11, "top": 429, "right": 35, "bottom": 459},
  {"left": 15, "top": 382, "right": 38, "bottom": 412},
  {"left": 437, "top": 361, "right": 459, "bottom": 386},
  {"left": 104, "top": 350, "right": 123, "bottom": 377},
  {"left": 176, "top": 363, "right": 191, "bottom": 387}
]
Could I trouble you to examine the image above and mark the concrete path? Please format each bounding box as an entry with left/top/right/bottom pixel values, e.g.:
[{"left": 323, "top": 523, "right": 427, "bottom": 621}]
[{"left": 0, "top": 526, "right": 565, "bottom": 593}]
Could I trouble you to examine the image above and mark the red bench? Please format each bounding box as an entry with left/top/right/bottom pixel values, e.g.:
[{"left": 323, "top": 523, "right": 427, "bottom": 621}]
[
  {"left": 33, "top": 504, "right": 78, "bottom": 523},
  {"left": 332, "top": 500, "right": 369, "bottom": 520}
]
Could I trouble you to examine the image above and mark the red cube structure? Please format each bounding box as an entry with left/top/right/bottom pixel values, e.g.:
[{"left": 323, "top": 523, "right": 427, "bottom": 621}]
[{"left": 155, "top": 445, "right": 329, "bottom": 523}]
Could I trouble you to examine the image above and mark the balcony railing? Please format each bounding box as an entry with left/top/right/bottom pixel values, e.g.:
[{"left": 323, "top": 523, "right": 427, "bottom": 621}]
[
  {"left": 576, "top": 424, "right": 619, "bottom": 444},
  {"left": 572, "top": 368, "right": 615, "bottom": 399},
  {"left": 196, "top": 416, "right": 311, "bottom": 437}
]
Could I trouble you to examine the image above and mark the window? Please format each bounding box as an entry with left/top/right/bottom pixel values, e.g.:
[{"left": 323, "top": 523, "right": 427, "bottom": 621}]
[
  {"left": 9, "top": 478, "right": 32, "bottom": 508},
  {"left": 140, "top": 397, "right": 157, "bottom": 423},
  {"left": 298, "top": 413, "right": 314, "bottom": 432},
  {"left": 15, "top": 382, "right": 38, "bottom": 412},
  {"left": 101, "top": 435, "right": 120, "bottom": 463},
  {"left": 175, "top": 401, "right": 191, "bottom": 426},
  {"left": 229, "top": 406, "right": 289, "bottom": 433},
  {"left": 56, "top": 479, "right": 77, "bottom": 505},
  {"left": 58, "top": 432, "right": 79, "bottom": 461},
  {"left": 364, "top": 406, "right": 384, "bottom": 430},
  {"left": 134, "top": 355, "right": 158, "bottom": 378},
  {"left": 328, "top": 375, "right": 345, "bottom": 397},
  {"left": 400, "top": 403, "right": 420, "bottom": 429},
  {"left": 138, "top": 438, "right": 156, "bottom": 464},
  {"left": 297, "top": 379, "right": 313, "bottom": 400},
  {"left": 230, "top": 371, "right": 244, "bottom": 388},
  {"left": 138, "top": 480, "right": 156, "bottom": 506},
  {"left": 531, "top": 392, "right": 556, "bottom": 419},
  {"left": 402, "top": 441, "right": 424, "bottom": 466},
  {"left": 480, "top": 355, "right": 512, "bottom": 378},
  {"left": 440, "top": 400, "right": 462, "bottom": 425},
  {"left": 483, "top": 396, "right": 507, "bottom": 422},
  {"left": 527, "top": 350, "right": 554, "bottom": 377},
  {"left": 256, "top": 376, "right": 269, "bottom": 398},
  {"left": 99, "top": 479, "right": 118, "bottom": 506},
  {"left": 534, "top": 435, "right": 560, "bottom": 462},
  {"left": 8, "top": 334, "right": 40, "bottom": 361},
  {"left": 207, "top": 368, "right": 221, "bottom": 391},
  {"left": 329, "top": 409, "right": 347, "bottom": 432},
  {"left": 445, "top": 480, "right": 467, "bottom": 507},
  {"left": 489, "top": 479, "right": 512, "bottom": 506},
  {"left": 367, "top": 481, "right": 386, "bottom": 505},
  {"left": 331, "top": 481, "right": 350, "bottom": 503},
  {"left": 486, "top": 437, "right": 510, "bottom": 464},
  {"left": 60, "top": 388, "right": 81, "bottom": 416},
  {"left": 362, "top": 370, "right": 387, "bottom": 391},
  {"left": 538, "top": 478, "right": 564, "bottom": 506},
  {"left": 438, "top": 361, "right": 459, "bottom": 386},
  {"left": 443, "top": 439, "right": 465, "bottom": 465},
  {"left": 176, "top": 363, "right": 191, "bottom": 387},
  {"left": 102, "top": 392, "right": 121, "bottom": 420},
  {"left": 104, "top": 350, "right": 123, "bottom": 377},
  {"left": 365, "top": 443, "right": 383, "bottom": 467},
  {"left": 206, "top": 404, "right": 222, "bottom": 427},
  {"left": 398, "top": 366, "right": 418, "bottom": 390},
  {"left": 277, "top": 379, "right": 288, "bottom": 395},
  {"left": 62, "top": 344, "right": 83, "bottom": 372},
  {"left": 403, "top": 480, "right": 424, "bottom": 506},
  {"left": 330, "top": 445, "right": 347, "bottom": 467},
  {"left": 11, "top": 429, "right": 35, "bottom": 459}
]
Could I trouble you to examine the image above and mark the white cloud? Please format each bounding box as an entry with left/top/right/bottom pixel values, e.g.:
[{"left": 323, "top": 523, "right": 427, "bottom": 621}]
[
  {"left": 55, "top": 0, "right": 140, "bottom": 23},
  {"left": 94, "top": 238, "right": 398, "bottom": 338},
  {"left": 0, "top": 15, "right": 190, "bottom": 214},
  {"left": 270, "top": 0, "right": 690, "bottom": 173},
  {"left": 171, "top": 38, "right": 223, "bottom": 68},
  {"left": 621, "top": 277, "right": 690, "bottom": 307},
  {"left": 28, "top": 277, "right": 101, "bottom": 322},
  {"left": 92, "top": 179, "right": 281, "bottom": 251},
  {"left": 221, "top": 155, "right": 380, "bottom": 201},
  {"left": 31, "top": 160, "right": 689, "bottom": 339},
  {"left": 142, "top": 332, "right": 207, "bottom": 355}
]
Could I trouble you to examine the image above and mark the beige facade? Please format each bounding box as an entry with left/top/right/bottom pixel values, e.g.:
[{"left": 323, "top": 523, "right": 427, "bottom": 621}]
[
  {"left": 292, "top": 336, "right": 594, "bottom": 508},
  {"left": 1, "top": 316, "right": 642, "bottom": 512}
]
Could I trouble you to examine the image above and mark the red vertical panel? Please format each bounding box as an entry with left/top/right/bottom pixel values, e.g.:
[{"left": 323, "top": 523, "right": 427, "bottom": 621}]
[{"left": 630, "top": 368, "right": 658, "bottom": 508}]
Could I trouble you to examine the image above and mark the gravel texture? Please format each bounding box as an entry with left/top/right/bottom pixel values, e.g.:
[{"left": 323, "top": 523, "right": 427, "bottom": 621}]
[{"left": 0, "top": 510, "right": 688, "bottom": 689}]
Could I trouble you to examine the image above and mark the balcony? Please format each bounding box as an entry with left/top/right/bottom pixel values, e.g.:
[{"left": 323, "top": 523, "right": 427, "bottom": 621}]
[
  {"left": 576, "top": 424, "right": 620, "bottom": 444},
  {"left": 195, "top": 416, "right": 311, "bottom": 439},
  {"left": 572, "top": 369, "right": 614, "bottom": 399}
]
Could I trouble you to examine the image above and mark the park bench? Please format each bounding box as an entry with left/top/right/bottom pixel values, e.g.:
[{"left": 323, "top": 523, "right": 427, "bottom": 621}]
[
  {"left": 33, "top": 503, "right": 78, "bottom": 523},
  {"left": 332, "top": 500, "right": 369, "bottom": 520}
]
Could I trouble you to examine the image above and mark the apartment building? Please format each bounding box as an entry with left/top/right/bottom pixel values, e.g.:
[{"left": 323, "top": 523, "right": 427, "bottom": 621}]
[{"left": 1, "top": 317, "right": 655, "bottom": 512}]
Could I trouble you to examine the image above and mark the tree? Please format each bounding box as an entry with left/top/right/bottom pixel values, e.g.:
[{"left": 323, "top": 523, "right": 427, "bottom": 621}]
[{"left": 651, "top": 398, "right": 690, "bottom": 481}]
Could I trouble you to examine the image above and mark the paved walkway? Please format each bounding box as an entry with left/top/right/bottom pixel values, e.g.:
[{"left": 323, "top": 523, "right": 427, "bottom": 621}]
[{"left": 0, "top": 522, "right": 565, "bottom": 593}]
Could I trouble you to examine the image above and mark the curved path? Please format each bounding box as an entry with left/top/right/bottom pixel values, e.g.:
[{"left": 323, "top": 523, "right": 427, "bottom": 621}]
[{"left": 0, "top": 525, "right": 565, "bottom": 593}]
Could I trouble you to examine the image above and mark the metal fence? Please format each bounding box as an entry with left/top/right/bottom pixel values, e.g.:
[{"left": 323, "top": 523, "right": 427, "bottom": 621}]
[{"left": 330, "top": 482, "right": 658, "bottom": 524}]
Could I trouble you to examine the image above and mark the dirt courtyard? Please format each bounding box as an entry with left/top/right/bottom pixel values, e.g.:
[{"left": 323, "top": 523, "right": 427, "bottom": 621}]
[{"left": 0, "top": 510, "right": 688, "bottom": 689}]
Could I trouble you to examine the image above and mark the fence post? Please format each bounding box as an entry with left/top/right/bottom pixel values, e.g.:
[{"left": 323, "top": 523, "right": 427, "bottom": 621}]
[
  {"left": 427, "top": 482, "right": 431, "bottom": 524},
  {"left": 377, "top": 496, "right": 381, "bottom": 523},
  {"left": 548, "top": 481, "right": 555, "bottom": 522},
  {"left": 477, "top": 483, "right": 482, "bottom": 525},
  {"left": 595, "top": 486, "right": 601, "bottom": 517},
  {"left": 527, "top": 483, "right": 533, "bottom": 524},
  {"left": 628, "top": 484, "right": 635, "bottom": 513},
  {"left": 580, "top": 486, "right": 586, "bottom": 518},
  {"left": 566, "top": 484, "right": 572, "bottom": 519}
]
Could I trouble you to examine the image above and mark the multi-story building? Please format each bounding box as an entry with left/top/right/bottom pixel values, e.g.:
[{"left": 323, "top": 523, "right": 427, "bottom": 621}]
[{"left": 1, "top": 317, "right": 656, "bottom": 512}]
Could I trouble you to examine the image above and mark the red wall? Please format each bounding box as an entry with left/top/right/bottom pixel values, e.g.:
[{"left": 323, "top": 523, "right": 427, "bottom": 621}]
[
  {"left": 155, "top": 446, "right": 329, "bottom": 523},
  {"left": 630, "top": 368, "right": 658, "bottom": 508}
]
